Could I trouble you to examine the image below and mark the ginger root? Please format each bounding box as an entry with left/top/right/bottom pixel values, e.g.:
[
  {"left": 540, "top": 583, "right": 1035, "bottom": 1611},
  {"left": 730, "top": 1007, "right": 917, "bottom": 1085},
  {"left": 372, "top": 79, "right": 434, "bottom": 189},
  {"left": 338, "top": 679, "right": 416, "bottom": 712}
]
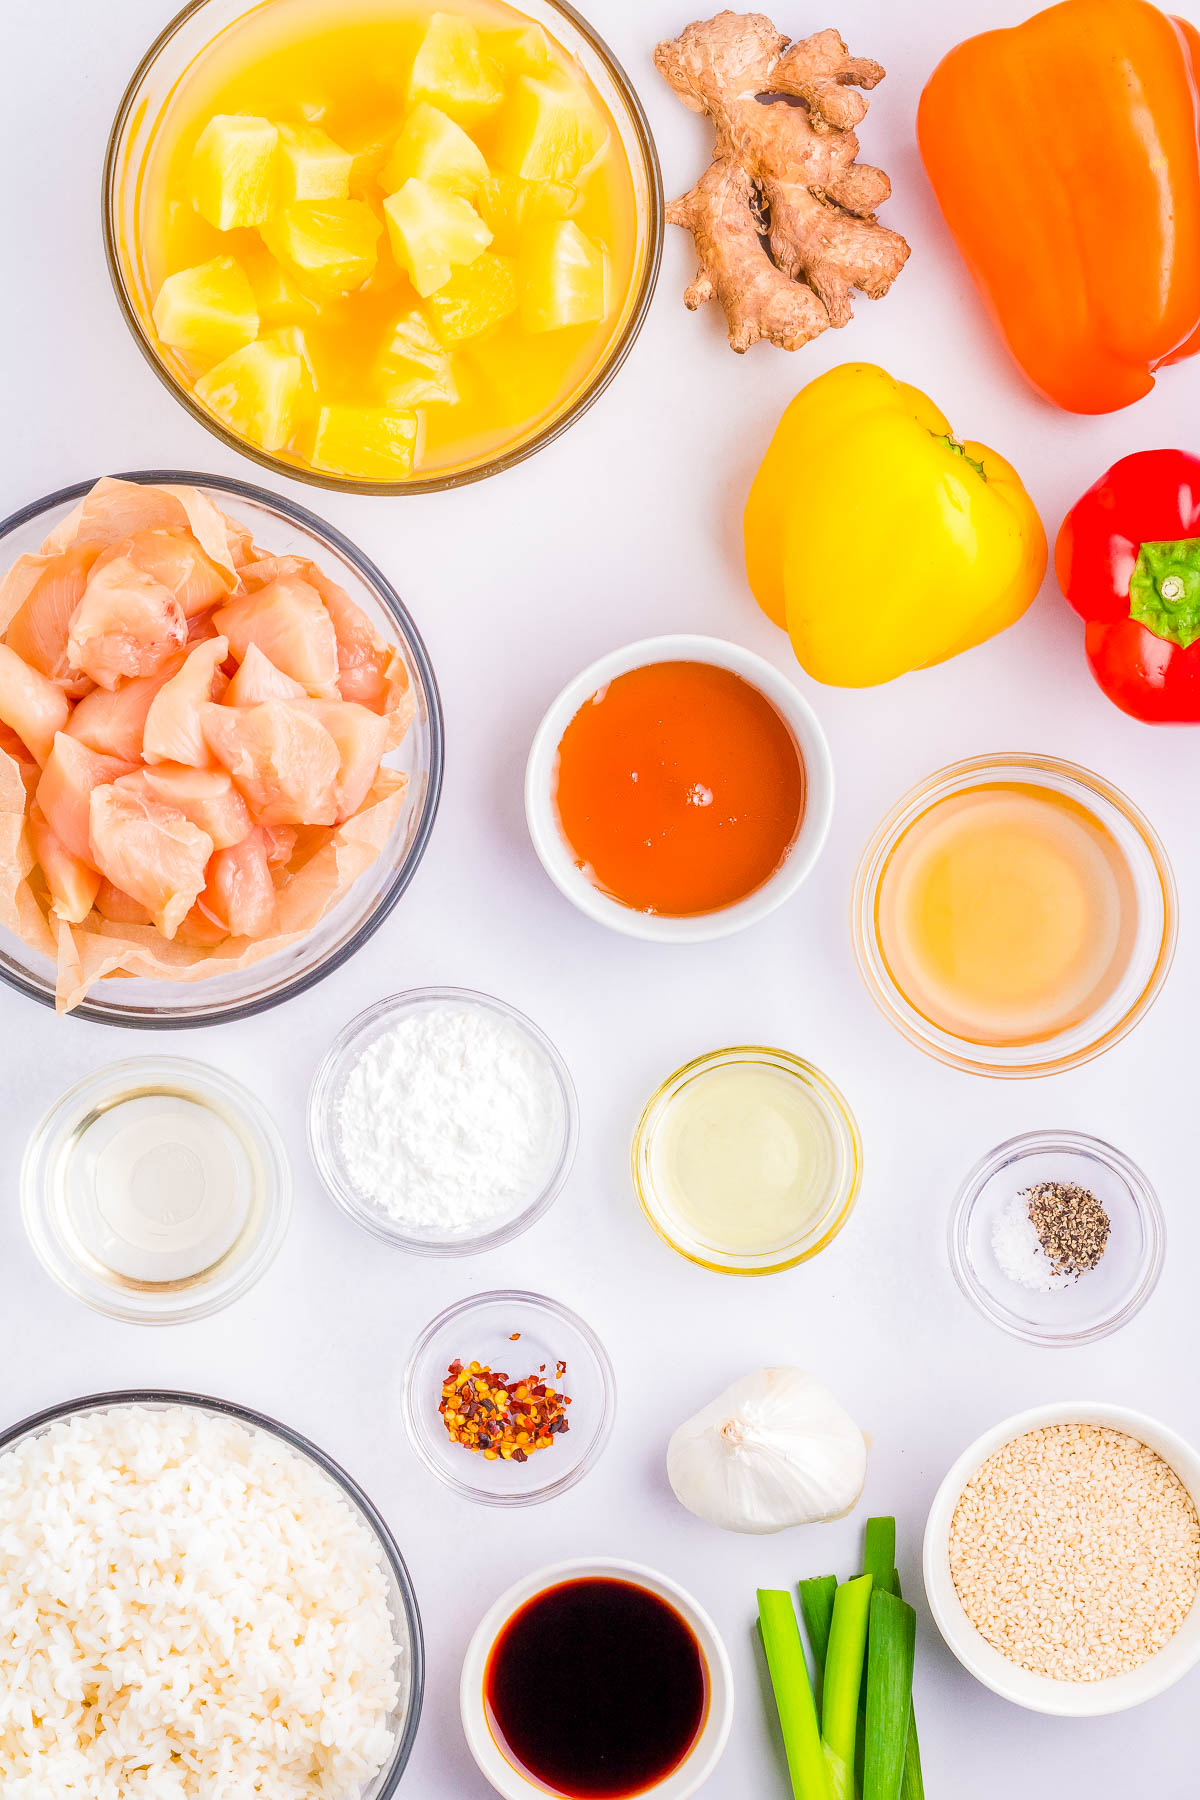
[{"left": 655, "top": 11, "right": 909, "bottom": 351}]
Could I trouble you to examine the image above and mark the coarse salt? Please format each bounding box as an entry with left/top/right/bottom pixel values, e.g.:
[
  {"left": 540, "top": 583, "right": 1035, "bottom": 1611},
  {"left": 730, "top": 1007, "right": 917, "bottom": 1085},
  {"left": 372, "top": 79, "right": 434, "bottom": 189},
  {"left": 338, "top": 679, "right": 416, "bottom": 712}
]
[
  {"left": 335, "top": 1003, "right": 561, "bottom": 1234},
  {"left": 991, "top": 1191, "right": 1072, "bottom": 1292}
]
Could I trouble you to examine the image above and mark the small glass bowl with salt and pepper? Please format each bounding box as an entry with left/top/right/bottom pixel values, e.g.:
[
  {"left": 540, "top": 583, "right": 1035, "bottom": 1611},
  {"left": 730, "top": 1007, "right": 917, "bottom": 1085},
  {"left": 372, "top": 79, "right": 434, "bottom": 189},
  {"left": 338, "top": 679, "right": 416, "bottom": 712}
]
[{"left": 948, "top": 1129, "right": 1164, "bottom": 1346}]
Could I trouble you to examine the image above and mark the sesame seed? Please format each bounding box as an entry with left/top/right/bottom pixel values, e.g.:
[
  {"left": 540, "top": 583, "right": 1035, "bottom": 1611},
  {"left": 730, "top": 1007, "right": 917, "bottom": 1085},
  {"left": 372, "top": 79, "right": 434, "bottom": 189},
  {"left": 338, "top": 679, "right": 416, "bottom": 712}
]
[{"left": 948, "top": 1425, "right": 1200, "bottom": 1682}]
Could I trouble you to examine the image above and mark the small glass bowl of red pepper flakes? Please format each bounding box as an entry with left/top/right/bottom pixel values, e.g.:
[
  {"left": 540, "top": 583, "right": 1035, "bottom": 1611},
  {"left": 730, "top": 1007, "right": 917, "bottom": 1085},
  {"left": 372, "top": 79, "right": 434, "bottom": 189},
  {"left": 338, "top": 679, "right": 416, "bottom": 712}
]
[
  {"left": 403, "top": 1291, "right": 616, "bottom": 1507},
  {"left": 439, "top": 1359, "right": 572, "bottom": 1462}
]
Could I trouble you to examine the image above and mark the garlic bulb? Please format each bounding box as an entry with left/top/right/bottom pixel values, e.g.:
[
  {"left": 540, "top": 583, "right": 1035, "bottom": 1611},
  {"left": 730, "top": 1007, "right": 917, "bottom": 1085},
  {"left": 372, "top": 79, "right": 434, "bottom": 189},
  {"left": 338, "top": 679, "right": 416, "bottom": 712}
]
[{"left": 666, "top": 1367, "right": 867, "bottom": 1534}]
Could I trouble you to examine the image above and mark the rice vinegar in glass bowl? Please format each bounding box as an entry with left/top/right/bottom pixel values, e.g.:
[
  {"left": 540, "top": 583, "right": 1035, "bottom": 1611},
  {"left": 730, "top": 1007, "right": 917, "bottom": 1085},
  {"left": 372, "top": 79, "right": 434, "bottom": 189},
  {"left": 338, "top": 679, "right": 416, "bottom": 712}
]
[{"left": 853, "top": 754, "right": 1177, "bottom": 1078}]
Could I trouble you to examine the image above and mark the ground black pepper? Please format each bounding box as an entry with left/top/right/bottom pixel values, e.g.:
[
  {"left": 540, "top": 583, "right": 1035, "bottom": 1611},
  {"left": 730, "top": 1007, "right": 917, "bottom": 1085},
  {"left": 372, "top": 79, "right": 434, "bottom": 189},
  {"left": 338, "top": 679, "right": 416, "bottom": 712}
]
[{"left": 1023, "top": 1180, "right": 1110, "bottom": 1278}]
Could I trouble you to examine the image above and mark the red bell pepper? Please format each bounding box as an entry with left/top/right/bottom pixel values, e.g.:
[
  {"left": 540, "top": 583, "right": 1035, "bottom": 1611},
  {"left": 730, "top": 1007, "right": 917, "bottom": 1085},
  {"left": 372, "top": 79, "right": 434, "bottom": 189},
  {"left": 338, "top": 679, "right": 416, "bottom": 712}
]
[{"left": 1055, "top": 450, "right": 1200, "bottom": 721}]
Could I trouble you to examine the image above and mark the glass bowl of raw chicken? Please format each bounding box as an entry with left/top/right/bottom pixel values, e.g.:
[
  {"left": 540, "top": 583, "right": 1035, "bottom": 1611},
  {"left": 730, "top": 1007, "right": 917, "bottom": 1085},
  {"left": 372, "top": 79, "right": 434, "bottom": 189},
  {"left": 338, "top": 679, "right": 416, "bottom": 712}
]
[{"left": 0, "top": 471, "right": 442, "bottom": 1024}]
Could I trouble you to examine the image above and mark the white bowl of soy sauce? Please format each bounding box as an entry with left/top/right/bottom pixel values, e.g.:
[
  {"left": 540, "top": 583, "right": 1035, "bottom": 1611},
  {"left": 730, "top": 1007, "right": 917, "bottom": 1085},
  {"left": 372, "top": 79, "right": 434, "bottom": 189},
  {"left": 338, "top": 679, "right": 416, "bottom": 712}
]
[{"left": 460, "top": 1558, "right": 734, "bottom": 1799}]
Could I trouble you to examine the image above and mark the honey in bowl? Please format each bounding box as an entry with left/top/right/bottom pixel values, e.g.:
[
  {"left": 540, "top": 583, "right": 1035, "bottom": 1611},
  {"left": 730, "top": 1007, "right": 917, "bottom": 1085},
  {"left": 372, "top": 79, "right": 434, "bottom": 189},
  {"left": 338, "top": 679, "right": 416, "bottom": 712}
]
[
  {"left": 553, "top": 662, "right": 805, "bottom": 915},
  {"left": 876, "top": 782, "right": 1138, "bottom": 1047},
  {"left": 484, "top": 1577, "right": 707, "bottom": 1797},
  {"left": 129, "top": 0, "right": 640, "bottom": 482}
]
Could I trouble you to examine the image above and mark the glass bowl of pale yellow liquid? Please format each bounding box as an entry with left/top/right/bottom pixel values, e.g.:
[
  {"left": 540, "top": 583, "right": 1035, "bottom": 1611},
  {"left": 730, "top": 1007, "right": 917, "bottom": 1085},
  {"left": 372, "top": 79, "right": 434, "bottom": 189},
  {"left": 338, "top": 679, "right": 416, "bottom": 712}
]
[
  {"left": 631, "top": 1048, "right": 861, "bottom": 1276},
  {"left": 852, "top": 754, "right": 1177, "bottom": 1079}
]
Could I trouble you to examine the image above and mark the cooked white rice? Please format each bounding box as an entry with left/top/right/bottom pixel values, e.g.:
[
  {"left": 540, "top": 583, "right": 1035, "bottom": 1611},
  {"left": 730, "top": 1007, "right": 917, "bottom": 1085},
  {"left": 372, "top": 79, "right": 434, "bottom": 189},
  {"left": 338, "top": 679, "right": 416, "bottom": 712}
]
[{"left": 0, "top": 1404, "right": 405, "bottom": 1797}]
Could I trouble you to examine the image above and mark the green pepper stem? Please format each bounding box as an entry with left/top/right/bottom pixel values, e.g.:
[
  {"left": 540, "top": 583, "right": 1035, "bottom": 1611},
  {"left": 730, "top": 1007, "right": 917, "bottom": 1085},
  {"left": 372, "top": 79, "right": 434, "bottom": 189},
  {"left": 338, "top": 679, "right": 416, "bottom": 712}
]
[
  {"left": 1129, "top": 538, "right": 1200, "bottom": 648},
  {"left": 930, "top": 432, "right": 987, "bottom": 481}
]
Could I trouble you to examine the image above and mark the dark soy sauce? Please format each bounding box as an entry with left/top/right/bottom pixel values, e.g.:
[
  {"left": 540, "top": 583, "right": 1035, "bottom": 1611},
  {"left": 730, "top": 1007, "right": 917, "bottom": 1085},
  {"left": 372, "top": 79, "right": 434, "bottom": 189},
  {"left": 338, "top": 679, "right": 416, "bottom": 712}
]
[{"left": 484, "top": 1577, "right": 708, "bottom": 1797}]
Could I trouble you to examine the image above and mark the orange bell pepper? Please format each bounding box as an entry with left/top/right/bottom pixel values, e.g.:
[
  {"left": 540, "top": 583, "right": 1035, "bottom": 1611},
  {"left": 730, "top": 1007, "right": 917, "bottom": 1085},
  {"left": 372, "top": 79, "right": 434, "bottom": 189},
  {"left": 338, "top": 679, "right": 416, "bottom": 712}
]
[{"left": 917, "top": 0, "right": 1200, "bottom": 414}]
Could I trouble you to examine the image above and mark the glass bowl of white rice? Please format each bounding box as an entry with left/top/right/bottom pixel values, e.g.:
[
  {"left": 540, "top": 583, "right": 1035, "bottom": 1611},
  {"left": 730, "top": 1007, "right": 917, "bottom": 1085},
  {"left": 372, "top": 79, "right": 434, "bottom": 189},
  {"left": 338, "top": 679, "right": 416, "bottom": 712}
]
[{"left": 0, "top": 1389, "right": 423, "bottom": 1796}]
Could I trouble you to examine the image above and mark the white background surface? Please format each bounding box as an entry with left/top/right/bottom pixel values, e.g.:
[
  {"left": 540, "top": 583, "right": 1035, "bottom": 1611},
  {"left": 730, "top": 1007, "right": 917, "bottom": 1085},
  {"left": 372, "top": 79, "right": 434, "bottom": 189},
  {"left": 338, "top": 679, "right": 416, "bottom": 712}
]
[{"left": 3, "top": 0, "right": 1198, "bottom": 1792}]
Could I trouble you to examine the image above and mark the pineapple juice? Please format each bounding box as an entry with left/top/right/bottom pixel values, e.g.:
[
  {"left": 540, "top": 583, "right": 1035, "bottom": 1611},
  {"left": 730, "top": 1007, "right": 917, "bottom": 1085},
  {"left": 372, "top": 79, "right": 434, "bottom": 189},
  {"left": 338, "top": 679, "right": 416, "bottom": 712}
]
[{"left": 133, "top": 0, "right": 640, "bottom": 481}]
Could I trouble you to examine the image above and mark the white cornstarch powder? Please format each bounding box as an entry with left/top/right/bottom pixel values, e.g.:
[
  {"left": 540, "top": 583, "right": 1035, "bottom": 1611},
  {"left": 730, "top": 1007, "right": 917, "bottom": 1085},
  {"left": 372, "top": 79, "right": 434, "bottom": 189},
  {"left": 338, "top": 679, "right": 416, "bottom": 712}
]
[{"left": 336, "top": 1003, "right": 561, "bottom": 1232}]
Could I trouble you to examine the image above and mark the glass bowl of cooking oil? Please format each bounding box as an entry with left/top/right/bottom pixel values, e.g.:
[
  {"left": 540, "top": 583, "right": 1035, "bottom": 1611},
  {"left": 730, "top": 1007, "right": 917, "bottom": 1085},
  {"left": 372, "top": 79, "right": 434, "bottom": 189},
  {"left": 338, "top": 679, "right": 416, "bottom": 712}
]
[
  {"left": 631, "top": 1046, "right": 862, "bottom": 1275},
  {"left": 852, "top": 754, "right": 1177, "bottom": 1079},
  {"left": 21, "top": 1057, "right": 291, "bottom": 1324}
]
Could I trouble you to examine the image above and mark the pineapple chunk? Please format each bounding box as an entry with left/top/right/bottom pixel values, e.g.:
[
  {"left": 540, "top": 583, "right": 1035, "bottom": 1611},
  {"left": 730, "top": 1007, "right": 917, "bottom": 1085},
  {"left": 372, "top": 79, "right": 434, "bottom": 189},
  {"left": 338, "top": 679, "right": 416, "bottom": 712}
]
[
  {"left": 407, "top": 13, "right": 504, "bottom": 126},
  {"left": 382, "top": 178, "right": 491, "bottom": 298},
  {"left": 426, "top": 252, "right": 517, "bottom": 344},
  {"left": 312, "top": 405, "right": 418, "bottom": 479},
  {"left": 487, "top": 23, "right": 553, "bottom": 75},
  {"left": 349, "top": 134, "right": 393, "bottom": 197},
  {"left": 262, "top": 324, "right": 317, "bottom": 378},
  {"left": 494, "top": 75, "right": 607, "bottom": 184},
  {"left": 477, "top": 174, "right": 574, "bottom": 248},
  {"left": 275, "top": 122, "right": 353, "bottom": 202},
  {"left": 380, "top": 103, "right": 489, "bottom": 199},
  {"left": 190, "top": 115, "right": 279, "bottom": 230},
  {"left": 520, "top": 219, "right": 608, "bottom": 331},
  {"left": 262, "top": 200, "right": 382, "bottom": 296},
  {"left": 194, "top": 341, "right": 304, "bottom": 452},
  {"left": 376, "top": 310, "right": 458, "bottom": 406},
  {"left": 243, "top": 246, "right": 320, "bottom": 324},
  {"left": 152, "top": 255, "right": 258, "bottom": 361}
]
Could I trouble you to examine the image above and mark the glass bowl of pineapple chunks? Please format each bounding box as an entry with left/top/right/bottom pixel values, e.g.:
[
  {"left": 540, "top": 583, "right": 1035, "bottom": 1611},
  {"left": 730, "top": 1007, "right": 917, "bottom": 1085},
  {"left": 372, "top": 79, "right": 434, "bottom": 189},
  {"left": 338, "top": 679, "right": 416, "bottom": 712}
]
[{"left": 104, "top": 0, "right": 663, "bottom": 492}]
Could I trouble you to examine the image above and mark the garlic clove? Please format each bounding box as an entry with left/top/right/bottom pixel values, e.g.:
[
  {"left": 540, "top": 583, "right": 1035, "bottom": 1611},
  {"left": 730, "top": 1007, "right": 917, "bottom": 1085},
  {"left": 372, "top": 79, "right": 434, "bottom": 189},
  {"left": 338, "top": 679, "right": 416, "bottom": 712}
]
[{"left": 666, "top": 1367, "right": 867, "bottom": 1535}]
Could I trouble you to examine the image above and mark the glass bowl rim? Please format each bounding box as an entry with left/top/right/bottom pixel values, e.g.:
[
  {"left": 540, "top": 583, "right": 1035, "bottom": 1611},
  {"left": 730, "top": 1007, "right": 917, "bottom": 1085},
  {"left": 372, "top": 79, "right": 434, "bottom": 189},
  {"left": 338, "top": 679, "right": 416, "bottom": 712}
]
[
  {"left": 0, "top": 467, "right": 444, "bottom": 1027},
  {"left": 947, "top": 1126, "right": 1166, "bottom": 1347},
  {"left": 20, "top": 1054, "right": 293, "bottom": 1326},
  {"left": 851, "top": 751, "right": 1178, "bottom": 1080},
  {"left": 0, "top": 1385, "right": 425, "bottom": 1793},
  {"left": 308, "top": 985, "right": 580, "bottom": 1256},
  {"left": 631, "top": 1043, "right": 863, "bottom": 1275},
  {"left": 402, "top": 1287, "right": 616, "bottom": 1506},
  {"left": 100, "top": 0, "right": 665, "bottom": 496}
]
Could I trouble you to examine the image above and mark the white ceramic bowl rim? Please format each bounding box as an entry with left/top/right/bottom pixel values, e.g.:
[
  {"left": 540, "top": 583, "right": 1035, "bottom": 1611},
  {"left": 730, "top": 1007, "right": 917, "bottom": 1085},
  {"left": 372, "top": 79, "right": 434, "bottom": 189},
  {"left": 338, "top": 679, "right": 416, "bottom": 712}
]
[
  {"left": 460, "top": 1557, "right": 734, "bottom": 1799},
  {"left": 923, "top": 1400, "right": 1200, "bottom": 1715},
  {"left": 524, "top": 635, "right": 834, "bottom": 944}
]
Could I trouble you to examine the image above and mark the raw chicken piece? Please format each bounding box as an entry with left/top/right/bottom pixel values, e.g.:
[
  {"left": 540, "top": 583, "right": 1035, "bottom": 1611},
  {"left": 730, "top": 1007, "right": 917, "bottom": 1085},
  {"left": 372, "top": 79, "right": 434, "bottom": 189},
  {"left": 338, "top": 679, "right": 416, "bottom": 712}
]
[
  {"left": 241, "top": 554, "right": 408, "bottom": 716},
  {"left": 214, "top": 572, "right": 339, "bottom": 696},
  {"left": 123, "top": 764, "right": 251, "bottom": 850},
  {"left": 65, "top": 654, "right": 186, "bottom": 761},
  {"left": 88, "top": 782, "right": 213, "bottom": 940},
  {"left": 37, "top": 734, "right": 134, "bottom": 863},
  {"left": 94, "top": 879, "right": 154, "bottom": 926},
  {"left": 224, "top": 642, "right": 306, "bottom": 705},
  {"left": 301, "top": 699, "right": 389, "bottom": 823},
  {"left": 2, "top": 545, "right": 99, "bottom": 695},
  {"left": 0, "top": 723, "right": 39, "bottom": 796},
  {"left": 198, "top": 827, "right": 278, "bottom": 938},
  {"left": 260, "top": 820, "right": 297, "bottom": 866},
  {"left": 94, "top": 528, "right": 233, "bottom": 617},
  {"left": 142, "top": 636, "right": 229, "bottom": 765},
  {"left": 68, "top": 556, "right": 188, "bottom": 689},
  {"left": 176, "top": 904, "right": 231, "bottom": 947},
  {"left": 0, "top": 643, "right": 71, "bottom": 765},
  {"left": 29, "top": 804, "right": 100, "bottom": 923},
  {"left": 42, "top": 476, "right": 241, "bottom": 581},
  {"left": 200, "top": 699, "right": 340, "bottom": 825}
]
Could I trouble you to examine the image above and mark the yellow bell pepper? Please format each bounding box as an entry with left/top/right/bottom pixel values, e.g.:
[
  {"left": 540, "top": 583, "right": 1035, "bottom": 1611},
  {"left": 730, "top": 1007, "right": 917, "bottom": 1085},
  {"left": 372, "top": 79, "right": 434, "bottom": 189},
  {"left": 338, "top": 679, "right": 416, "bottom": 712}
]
[{"left": 744, "top": 363, "right": 1047, "bottom": 687}]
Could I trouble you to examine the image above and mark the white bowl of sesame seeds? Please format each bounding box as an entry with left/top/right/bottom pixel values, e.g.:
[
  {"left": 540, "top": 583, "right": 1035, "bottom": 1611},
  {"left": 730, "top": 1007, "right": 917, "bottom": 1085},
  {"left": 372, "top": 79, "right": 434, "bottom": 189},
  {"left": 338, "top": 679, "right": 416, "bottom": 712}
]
[{"left": 923, "top": 1402, "right": 1200, "bottom": 1714}]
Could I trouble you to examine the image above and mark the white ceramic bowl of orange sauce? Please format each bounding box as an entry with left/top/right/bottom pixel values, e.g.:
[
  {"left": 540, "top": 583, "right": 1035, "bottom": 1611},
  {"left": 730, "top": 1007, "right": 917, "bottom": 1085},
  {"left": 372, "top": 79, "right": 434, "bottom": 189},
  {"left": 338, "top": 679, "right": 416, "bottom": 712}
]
[{"left": 524, "top": 635, "right": 833, "bottom": 942}]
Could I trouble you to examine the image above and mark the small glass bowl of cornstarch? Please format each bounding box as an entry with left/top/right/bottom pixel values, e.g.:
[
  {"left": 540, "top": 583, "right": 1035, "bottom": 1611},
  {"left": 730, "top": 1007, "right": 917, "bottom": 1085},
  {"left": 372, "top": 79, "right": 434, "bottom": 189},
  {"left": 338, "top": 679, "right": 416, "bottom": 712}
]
[
  {"left": 948, "top": 1129, "right": 1164, "bottom": 1345},
  {"left": 924, "top": 1402, "right": 1200, "bottom": 1715},
  {"left": 309, "top": 987, "right": 578, "bottom": 1254}
]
